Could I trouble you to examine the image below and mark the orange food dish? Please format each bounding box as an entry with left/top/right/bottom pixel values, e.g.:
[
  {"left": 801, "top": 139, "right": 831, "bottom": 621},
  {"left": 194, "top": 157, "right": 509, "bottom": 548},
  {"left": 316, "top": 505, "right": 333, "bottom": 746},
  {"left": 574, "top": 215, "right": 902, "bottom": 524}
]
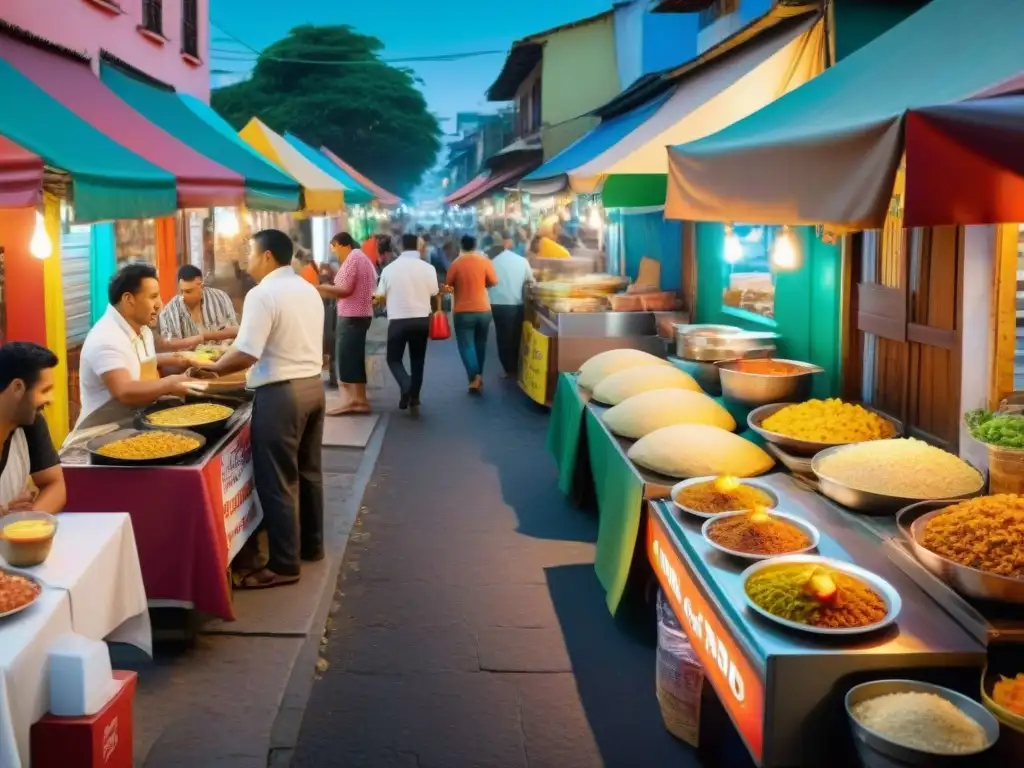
[
  {"left": 993, "top": 673, "right": 1024, "bottom": 716},
  {"left": 728, "top": 359, "right": 808, "bottom": 376},
  {"left": 0, "top": 571, "right": 40, "bottom": 614}
]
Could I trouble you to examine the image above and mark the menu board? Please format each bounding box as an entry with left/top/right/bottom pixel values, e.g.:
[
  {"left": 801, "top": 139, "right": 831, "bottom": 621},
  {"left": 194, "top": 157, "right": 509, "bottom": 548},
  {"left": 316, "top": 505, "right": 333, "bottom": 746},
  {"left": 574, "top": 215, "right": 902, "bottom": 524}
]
[{"left": 518, "top": 322, "right": 550, "bottom": 405}]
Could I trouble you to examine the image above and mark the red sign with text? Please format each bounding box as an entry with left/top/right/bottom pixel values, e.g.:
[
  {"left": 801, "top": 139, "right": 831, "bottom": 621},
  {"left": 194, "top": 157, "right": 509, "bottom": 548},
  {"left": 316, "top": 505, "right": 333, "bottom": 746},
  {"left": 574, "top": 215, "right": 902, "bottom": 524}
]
[{"left": 648, "top": 511, "right": 765, "bottom": 764}]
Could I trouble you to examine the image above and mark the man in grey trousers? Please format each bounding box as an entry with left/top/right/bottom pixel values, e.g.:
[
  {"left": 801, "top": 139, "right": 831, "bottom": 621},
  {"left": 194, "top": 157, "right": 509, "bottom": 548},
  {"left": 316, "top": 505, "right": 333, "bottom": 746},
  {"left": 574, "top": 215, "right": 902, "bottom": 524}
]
[{"left": 204, "top": 229, "right": 326, "bottom": 589}]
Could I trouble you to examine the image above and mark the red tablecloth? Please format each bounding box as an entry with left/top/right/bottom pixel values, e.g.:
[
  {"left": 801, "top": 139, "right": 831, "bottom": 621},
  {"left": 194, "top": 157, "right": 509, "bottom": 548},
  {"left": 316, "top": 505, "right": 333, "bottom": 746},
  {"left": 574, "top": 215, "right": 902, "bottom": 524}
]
[{"left": 62, "top": 420, "right": 261, "bottom": 621}]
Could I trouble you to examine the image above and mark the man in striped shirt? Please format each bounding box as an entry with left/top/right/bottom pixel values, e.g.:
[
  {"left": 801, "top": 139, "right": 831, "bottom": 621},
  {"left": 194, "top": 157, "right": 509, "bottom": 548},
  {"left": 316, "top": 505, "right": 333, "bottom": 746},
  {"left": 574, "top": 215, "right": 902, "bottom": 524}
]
[{"left": 157, "top": 265, "right": 239, "bottom": 350}]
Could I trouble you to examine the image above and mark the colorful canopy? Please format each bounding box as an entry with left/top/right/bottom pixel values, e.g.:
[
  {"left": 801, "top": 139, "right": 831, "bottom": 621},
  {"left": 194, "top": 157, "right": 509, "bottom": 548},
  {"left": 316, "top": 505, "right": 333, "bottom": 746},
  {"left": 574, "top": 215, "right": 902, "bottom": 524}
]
[
  {"left": 283, "top": 133, "right": 374, "bottom": 205},
  {"left": 905, "top": 95, "right": 1024, "bottom": 227},
  {"left": 0, "top": 56, "right": 175, "bottom": 221},
  {"left": 453, "top": 161, "right": 540, "bottom": 206},
  {"left": 2, "top": 35, "right": 245, "bottom": 210},
  {"left": 240, "top": 119, "right": 345, "bottom": 213},
  {"left": 0, "top": 135, "right": 43, "bottom": 209},
  {"left": 587, "top": 14, "right": 825, "bottom": 208},
  {"left": 319, "top": 147, "right": 401, "bottom": 206},
  {"left": 101, "top": 63, "right": 300, "bottom": 212},
  {"left": 444, "top": 174, "right": 488, "bottom": 205},
  {"left": 520, "top": 90, "right": 673, "bottom": 196},
  {"left": 665, "top": 0, "right": 1024, "bottom": 228}
]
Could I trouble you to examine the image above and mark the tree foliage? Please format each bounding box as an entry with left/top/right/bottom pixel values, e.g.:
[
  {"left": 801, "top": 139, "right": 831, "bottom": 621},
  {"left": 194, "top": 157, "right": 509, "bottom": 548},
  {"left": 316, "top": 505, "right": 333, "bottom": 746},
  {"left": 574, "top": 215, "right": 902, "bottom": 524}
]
[{"left": 212, "top": 25, "right": 442, "bottom": 196}]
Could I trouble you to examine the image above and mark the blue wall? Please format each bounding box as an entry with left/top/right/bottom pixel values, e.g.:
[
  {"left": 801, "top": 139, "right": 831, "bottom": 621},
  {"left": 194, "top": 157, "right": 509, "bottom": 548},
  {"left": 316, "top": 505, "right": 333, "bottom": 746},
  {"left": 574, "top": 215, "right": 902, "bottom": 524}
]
[{"left": 615, "top": 209, "right": 683, "bottom": 289}]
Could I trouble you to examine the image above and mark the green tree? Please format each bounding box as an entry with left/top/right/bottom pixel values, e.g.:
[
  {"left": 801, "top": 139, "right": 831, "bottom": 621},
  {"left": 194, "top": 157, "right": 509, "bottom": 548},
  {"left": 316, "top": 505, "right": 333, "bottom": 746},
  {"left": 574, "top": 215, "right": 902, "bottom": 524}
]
[{"left": 212, "top": 25, "right": 442, "bottom": 196}]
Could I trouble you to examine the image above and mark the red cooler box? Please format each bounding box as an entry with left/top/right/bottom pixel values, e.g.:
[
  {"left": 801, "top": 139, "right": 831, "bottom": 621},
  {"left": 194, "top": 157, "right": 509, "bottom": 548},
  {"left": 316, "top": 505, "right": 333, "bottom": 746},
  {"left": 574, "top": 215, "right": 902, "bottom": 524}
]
[{"left": 31, "top": 670, "right": 138, "bottom": 768}]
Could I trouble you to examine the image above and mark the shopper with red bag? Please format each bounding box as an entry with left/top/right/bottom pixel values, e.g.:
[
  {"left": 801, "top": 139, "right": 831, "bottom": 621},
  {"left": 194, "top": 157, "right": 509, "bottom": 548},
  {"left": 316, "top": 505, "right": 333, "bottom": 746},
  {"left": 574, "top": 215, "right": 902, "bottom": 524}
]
[
  {"left": 375, "top": 233, "right": 440, "bottom": 413},
  {"left": 444, "top": 234, "right": 498, "bottom": 394}
]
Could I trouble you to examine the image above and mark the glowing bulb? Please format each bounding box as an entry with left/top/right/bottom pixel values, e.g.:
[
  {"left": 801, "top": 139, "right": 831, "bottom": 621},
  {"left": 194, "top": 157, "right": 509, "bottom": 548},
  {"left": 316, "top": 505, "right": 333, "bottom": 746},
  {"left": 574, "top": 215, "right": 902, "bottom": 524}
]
[
  {"left": 770, "top": 226, "right": 801, "bottom": 270},
  {"left": 30, "top": 211, "right": 52, "bottom": 259},
  {"left": 217, "top": 209, "right": 240, "bottom": 238},
  {"left": 723, "top": 225, "right": 743, "bottom": 264},
  {"left": 588, "top": 205, "right": 602, "bottom": 229}
]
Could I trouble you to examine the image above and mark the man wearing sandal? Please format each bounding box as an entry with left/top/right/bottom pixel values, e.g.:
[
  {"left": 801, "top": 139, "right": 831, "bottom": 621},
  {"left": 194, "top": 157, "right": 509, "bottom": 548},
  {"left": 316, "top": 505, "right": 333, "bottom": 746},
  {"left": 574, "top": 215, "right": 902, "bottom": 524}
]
[
  {"left": 317, "top": 233, "right": 376, "bottom": 415},
  {"left": 202, "top": 229, "right": 326, "bottom": 590}
]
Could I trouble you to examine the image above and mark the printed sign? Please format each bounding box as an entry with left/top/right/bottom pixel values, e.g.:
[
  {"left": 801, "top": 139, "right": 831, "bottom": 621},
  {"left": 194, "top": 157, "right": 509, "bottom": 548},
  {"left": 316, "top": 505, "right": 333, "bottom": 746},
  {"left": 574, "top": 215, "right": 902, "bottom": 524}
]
[
  {"left": 518, "top": 322, "right": 550, "bottom": 405},
  {"left": 648, "top": 511, "right": 765, "bottom": 764},
  {"left": 219, "top": 424, "right": 263, "bottom": 560}
]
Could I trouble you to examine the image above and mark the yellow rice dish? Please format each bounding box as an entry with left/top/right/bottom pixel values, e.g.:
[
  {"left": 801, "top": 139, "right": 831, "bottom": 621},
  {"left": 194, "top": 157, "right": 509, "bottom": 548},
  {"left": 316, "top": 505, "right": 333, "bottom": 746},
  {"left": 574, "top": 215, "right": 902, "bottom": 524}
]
[
  {"left": 816, "top": 438, "right": 983, "bottom": 499},
  {"left": 761, "top": 399, "right": 896, "bottom": 443},
  {"left": 97, "top": 432, "right": 202, "bottom": 461},
  {"left": 146, "top": 403, "right": 233, "bottom": 427}
]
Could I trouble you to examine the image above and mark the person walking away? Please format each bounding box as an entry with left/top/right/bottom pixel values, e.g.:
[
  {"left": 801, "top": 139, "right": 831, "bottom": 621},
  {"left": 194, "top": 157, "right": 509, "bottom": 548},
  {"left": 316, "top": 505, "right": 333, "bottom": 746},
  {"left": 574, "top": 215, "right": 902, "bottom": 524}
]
[
  {"left": 445, "top": 234, "right": 498, "bottom": 393},
  {"left": 318, "top": 233, "right": 376, "bottom": 415},
  {"left": 202, "top": 229, "right": 326, "bottom": 589},
  {"left": 376, "top": 233, "right": 438, "bottom": 413},
  {"left": 0, "top": 342, "right": 66, "bottom": 515},
  {"left": 488, "top": 233, "right": 535, "bottom": 379}
]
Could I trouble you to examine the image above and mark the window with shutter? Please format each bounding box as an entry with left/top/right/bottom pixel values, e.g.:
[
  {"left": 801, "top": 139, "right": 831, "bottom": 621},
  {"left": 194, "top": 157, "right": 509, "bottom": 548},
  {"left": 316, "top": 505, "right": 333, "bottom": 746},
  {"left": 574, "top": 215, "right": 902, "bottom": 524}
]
[
  {"left": 181, "top": 0, "right": 199, "bottom": 58},
  {"left": 141, "top": 0, "right": 163, "bottom": 36}
]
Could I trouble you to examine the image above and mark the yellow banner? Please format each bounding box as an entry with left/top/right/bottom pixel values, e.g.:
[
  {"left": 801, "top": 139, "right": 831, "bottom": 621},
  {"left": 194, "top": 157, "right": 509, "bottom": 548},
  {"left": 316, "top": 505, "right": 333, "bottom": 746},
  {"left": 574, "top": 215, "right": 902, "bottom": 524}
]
[{"left": 518, "top": 322, "right": 550, "bottom": 405}]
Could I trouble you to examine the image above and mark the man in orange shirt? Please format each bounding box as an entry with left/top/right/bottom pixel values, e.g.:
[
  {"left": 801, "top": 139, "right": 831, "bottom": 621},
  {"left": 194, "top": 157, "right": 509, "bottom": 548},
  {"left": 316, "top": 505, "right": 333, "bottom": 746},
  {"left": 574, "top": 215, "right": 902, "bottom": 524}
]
[{"left": 444, "top": 234, "right": 498, "bottom": 393}]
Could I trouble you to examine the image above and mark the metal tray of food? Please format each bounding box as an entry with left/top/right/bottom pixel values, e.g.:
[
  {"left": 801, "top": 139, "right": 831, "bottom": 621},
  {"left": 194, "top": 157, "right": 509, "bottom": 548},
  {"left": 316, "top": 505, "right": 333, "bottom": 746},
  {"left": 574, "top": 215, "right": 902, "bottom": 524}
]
[
  {"left": 87, "top": 428, "right": 207, "bottom": 467},
  {"left": 811, "top": 445, "right": 986, "bottom": 516},
  {"left": 0, "top": 567, "right": 43, "bottom": 619},
  {"left": 763, "top": 441, "right": 815, "bottom": 476},
  {"left": 747, "top": 402, "right": 903, "bottom": 457},
  {"left": 670, "top": 476, "right": 780, "bottom": 519},
  {"left": 715, "top": 358, "right": 823, "bottom": 409},
  {"left": 896, "top": 500, "right": 1024, "bottom": 604},
  {"left": 138, "top": 400, "right": 235, "bottom": 441},
  {"left": 701, "top": 510, "right": 820, "bottom": 562},
  {"left": 740, "top": 554, "right": 902, "bottom": 636}
]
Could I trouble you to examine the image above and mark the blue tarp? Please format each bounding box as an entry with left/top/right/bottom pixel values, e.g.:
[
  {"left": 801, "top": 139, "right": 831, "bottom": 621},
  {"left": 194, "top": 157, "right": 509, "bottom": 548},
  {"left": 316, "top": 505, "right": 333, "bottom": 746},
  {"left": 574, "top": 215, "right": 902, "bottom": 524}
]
[{"left": 520, "top": 90, "right": 673, "bottom": 192}]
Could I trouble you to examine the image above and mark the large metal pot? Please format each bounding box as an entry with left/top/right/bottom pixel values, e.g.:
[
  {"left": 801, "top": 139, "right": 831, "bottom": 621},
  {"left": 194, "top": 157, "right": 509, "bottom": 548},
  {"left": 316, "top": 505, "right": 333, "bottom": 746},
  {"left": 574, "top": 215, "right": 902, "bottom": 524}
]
[{"left": 715, "top": 358, "right": 822, "bottom": 408}]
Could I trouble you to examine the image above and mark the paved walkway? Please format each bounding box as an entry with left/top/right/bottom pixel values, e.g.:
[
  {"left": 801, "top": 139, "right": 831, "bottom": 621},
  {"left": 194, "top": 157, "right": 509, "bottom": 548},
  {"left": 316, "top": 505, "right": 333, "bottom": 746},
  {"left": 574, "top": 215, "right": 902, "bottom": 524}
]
[{"left": 292, "top": 331, "right": 699, "bottom": 767}]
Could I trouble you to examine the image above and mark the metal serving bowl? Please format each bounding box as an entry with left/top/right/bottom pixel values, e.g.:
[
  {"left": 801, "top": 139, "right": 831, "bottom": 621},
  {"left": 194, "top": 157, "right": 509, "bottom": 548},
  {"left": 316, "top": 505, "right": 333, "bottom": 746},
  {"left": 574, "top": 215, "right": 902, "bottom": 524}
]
[
  {"left": 670, "top": 476, "right": 779, "bottom": 520},
  {"left": 701, "top": 510, "right": 819, "bottom": 561},
  {"left": 811, "top": 444, "right": 986, "bottom": 516},
  {"left": 0, "top": 567, "right": 43, "bottom": 619},
  {"left": 747, "top": 402, "right": 903, "bottom": 458},
  {"left": 740, "top": 555, "right": 902, "bottom": 636},
  {"left": 896, "top": 500, "right": 1024, "bottom": 604},
  {"left": 845, "top": 679, "right": 999, "bottom": 766},
  {"left": 715, "top": 358, "right": 823, "bottom": 409}
]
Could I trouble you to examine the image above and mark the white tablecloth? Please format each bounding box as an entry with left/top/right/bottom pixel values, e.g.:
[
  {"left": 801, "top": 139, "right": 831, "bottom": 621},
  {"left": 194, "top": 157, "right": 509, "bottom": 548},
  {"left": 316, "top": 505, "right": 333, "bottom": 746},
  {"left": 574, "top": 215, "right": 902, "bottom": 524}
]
[
  {"left": 2, "top": 513, "right": 151, "bottom": 655},
  {"left": 0, "top": 589, "right": 73, "bottom": 768},
  {"left": 0, "top": 512, "right": 152, "bottom": 767}
]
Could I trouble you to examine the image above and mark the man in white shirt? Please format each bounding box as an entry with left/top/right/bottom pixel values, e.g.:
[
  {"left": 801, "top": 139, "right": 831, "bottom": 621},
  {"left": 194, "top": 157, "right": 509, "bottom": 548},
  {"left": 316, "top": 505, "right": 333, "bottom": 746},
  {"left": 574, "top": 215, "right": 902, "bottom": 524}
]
[
  {"left": 204, "top": 229, "right": 326, "bottom": 589},
  {"left": 488, "top": 233, "right": 535, "bottom": 378},
  {"left": 75, "top": 263, "right": 193, "bottom": 434},
  {"left": 376, "top": 233, "right": 439, "bottom": 412}
]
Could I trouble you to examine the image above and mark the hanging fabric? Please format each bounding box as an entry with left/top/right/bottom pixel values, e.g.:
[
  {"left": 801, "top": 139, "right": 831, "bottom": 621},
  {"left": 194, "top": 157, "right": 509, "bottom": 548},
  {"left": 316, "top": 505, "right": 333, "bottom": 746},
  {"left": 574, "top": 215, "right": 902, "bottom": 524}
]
[{"left": 89, "top": 222, "right": 117, "bottom": 325}]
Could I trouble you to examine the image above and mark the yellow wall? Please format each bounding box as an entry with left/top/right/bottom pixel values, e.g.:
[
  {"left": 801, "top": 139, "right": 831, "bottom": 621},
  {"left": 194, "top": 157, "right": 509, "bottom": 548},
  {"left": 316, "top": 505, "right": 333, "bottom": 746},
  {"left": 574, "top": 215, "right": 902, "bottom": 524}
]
[{"left": 42, "top": 193, "right": 69, "bottom": 446}]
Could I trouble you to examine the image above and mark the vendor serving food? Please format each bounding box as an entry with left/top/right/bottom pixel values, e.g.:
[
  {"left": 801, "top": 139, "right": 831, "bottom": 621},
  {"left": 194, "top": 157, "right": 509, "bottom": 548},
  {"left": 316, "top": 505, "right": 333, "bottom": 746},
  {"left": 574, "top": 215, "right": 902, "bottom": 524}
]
[
  {"left": 0, "top": 343, "right": 66, "bottom": 515},
  {"left": 72, "top": 263, "right": 194, "bottom": 437},
  {"left": 157, "top": 264, "right": 239, "bottom": 351}
]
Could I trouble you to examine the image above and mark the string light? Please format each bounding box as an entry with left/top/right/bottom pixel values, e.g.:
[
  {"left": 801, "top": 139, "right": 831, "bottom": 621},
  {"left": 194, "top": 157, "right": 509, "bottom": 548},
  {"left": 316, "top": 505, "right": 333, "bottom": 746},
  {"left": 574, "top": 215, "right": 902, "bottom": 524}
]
[
  {"left": 723, "top": 224, "right": 743, "bottom": 264},
  {"left": 770, "top": 226, "right": 802, "bottom": 270},
  {"left": 30, "top": 211, "right": 52, "bottom": 259}
]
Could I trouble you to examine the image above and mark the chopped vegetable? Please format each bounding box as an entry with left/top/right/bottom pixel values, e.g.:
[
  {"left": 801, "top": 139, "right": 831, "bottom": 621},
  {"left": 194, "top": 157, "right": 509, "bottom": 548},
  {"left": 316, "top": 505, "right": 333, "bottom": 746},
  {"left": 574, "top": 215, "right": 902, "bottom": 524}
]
[
  {"left": 965, "top": 409, "right": 1024, "bottom": 449},
  {"left": 993, "top": 673, "right": 1024, "bottom": 716}
]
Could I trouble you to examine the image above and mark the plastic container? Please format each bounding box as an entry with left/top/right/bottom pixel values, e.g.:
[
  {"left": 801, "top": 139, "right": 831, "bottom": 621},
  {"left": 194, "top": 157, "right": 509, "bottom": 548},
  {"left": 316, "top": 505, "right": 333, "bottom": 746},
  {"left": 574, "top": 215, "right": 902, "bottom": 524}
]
[
  {"left": 987, "top": 444, "right": 1024, "bottom": 494},
  {"left": 0, "top": 510, "right": 58, "bottom": 567},
  {"left": 655, "top": 591, "right": 704, "bottom": 747},
  {"left": 47, "top": 633, "right": 117, "bottom": 717}
]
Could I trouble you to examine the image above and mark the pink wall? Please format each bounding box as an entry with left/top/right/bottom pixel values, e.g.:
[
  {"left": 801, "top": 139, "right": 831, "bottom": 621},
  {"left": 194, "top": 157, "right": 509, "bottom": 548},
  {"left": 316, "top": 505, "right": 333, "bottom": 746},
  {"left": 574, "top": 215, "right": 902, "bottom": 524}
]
[{"left": 3, "top": 0, "right": 210, "bottom": 100}]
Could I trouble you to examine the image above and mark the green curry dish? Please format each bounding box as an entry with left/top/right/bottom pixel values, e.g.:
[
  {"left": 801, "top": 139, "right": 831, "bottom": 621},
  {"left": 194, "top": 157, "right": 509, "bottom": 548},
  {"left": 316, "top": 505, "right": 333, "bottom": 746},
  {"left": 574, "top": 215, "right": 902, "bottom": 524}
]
[{"left": 965, "top": 410, "right": 1024, "bottom": 449}]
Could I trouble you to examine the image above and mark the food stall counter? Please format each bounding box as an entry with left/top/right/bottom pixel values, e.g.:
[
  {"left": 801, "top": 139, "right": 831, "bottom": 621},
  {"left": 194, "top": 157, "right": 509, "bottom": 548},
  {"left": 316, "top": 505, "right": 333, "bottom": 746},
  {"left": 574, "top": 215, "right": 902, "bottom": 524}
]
[
  {"left": 59, "top": 402, "right": 261, "bottom": 621},
  {"left": 648, "top": 473, "right": 987, "bottom": 768}
]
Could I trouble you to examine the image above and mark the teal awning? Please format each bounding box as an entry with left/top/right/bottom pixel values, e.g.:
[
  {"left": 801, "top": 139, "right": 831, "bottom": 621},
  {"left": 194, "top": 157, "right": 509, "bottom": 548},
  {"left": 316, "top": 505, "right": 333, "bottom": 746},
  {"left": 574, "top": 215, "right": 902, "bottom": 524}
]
[
  {"left": 666, "top": 0, "right": 1024, "bottom": 227},
  {"left": 100, "top": 63, "right": 301, "bottom": 212},
  {"left": 284, "top": 133, "right": 374, "bottom": 205},
  {"left": 0, "top": 58, "right": 175, "bottom": 221}
]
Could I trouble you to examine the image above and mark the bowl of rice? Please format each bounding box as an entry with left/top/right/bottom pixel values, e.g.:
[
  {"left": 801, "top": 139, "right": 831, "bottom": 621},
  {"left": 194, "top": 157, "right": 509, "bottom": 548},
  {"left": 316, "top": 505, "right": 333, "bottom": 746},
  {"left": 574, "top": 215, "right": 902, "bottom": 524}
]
[
  {"left": 811, "top": 438, "right": 985, "bottom": 515},
  {"left": 845, "top": 680, "right": 999, "bottom": 766}
]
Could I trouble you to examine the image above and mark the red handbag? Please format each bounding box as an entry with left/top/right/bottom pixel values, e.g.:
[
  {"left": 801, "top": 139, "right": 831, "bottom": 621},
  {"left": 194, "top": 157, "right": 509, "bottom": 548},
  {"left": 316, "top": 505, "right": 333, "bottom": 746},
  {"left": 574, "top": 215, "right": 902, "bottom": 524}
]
[{"left": 428, "top": 310, "right": 451, "bottom": 341}]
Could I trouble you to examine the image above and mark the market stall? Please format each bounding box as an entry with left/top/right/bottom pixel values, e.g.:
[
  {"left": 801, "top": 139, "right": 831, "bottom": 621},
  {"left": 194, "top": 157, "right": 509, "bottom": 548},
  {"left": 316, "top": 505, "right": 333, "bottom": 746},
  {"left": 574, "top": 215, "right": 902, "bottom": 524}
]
[
  {"left": 60, "top": 397, "right": 261, "bottom": 621},
  {"left": 0, "top": 512, "right": 150, "bottom": 767}
]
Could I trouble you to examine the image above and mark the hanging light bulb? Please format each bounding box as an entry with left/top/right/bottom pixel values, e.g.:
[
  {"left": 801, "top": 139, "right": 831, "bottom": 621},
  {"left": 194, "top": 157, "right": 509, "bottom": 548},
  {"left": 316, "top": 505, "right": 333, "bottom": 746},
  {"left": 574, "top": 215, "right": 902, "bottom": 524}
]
[
  {"left": 723, "top": 224, "right": 743, "bottom": 264},
  {"left": 770, "top": 225, "right": 802, "bottom": 270},
  {"left": 30, "top": 211, "right": 52, "bottom": 259},
  {"left": 588, "top": 205, "right": 603, "bottom": 230},
  {"left": 216, "top": 208, "right": 240, "bottom": 238}
]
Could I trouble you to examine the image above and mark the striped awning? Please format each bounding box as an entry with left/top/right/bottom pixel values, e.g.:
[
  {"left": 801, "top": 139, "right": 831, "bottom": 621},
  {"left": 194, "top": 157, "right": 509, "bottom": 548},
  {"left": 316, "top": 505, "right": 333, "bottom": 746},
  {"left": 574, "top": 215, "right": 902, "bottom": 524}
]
[{"left": 0, "top": 134, "right": 43, "bottom": 209}]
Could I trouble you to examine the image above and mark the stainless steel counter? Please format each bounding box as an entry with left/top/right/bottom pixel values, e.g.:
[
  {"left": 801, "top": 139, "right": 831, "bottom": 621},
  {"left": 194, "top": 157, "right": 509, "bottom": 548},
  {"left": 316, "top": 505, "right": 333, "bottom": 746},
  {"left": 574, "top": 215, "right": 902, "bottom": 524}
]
[
  {"left": 534, "top": 302, "right": 658, "bottom": 337},
  {"left": 649, "top": 473, "right": 987, "bottom": 767}
]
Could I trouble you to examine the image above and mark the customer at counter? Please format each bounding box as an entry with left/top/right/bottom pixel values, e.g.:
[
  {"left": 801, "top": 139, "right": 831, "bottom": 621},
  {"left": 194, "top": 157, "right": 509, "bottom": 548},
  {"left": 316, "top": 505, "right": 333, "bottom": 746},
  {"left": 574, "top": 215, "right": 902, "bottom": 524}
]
[
  {"left": 0, "top": 342, "right": 66, "bottom": 515},
  {"left": 73, "top": 263, "right": 194, "bottom": 435},
  {"left": 200, "top": 229, "right": 326, "bottom": 589},
  {"left": 157, "top": 264, "right": 239, "bottom": 350}
]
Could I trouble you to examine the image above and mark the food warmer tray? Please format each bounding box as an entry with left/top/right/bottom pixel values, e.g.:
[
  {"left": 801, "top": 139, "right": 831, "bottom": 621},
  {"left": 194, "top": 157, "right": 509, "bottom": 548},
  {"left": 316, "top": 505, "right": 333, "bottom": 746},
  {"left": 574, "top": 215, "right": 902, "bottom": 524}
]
[
  {"left": 137, "top": 399, "right": 236, "bottom": 440},
  {"left": 747, "top": 402, "right": 902, "bottom": 457},
  {"left": 647, "top": 473, "right": 986, "bottom": 767},
  {"left": 86, "top": 427, "right": 207, "bottom": 467}
]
